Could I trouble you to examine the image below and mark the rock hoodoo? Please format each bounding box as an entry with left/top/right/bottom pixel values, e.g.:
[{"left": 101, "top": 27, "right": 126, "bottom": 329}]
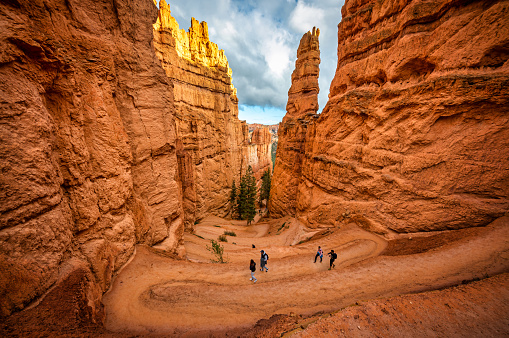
[
  {"left": 270, "top": 0, "right": 509, "bottom": 234},
  {"left": 270, "top": 27, "right": 321, "bottom": 216}
]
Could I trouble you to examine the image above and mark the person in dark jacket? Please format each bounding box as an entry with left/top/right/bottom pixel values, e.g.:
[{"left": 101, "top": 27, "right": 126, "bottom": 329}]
[
  {"left": 328, "top": 250, "right": 337, "bottom": 270},
  {"left": 250, "top": 259, "right": 257, "bottom": 283},
  {"left": 260, "top": 250, "right": 269, "bottom": 272}
]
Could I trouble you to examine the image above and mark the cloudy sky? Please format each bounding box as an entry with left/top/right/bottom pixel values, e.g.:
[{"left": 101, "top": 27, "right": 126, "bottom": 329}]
[{"left": 163, "top": 0, "right": 345, "bottom": 124}]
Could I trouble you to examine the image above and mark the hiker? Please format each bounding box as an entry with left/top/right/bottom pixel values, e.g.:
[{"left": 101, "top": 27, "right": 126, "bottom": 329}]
[
  {"left": 314, "top": 246, "right": 323, "bottom": 263},
  {"left": 249, "top": 259, "right": 257, "bottom": 283},
  {"left": 328, "top": 249, "right": 337, "bottom": 270},
  {"left": 260, "top": 250, "right": 269, "bottom": 272}
]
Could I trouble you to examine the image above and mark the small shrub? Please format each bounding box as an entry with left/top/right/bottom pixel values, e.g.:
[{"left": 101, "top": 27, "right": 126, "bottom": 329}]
[
  {"left": 218, "top": 234, "right": 228, "bottom": 242},
  {"left": 224, "top": 230, "right": 237, "bottom": 237},
  {"left": 298, "top": 238, "right": 309, "bottom": 245},
  {"left": 277, "top": 222, "right": 287, "bottom": 234},
  {"left": 207, "top": 239, "right": 226, "bottom": 263}
]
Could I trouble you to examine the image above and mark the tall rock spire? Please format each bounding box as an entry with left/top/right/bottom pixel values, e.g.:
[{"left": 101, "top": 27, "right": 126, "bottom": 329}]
[
  {"left": 285, "top": 27, "right": 321, "bottom": 121},
  {"left": 272, "top": 0, "right": 509, "bottom": 235},
  {"left": 269, "top": 28, "right": 320, "bottom": 217}
]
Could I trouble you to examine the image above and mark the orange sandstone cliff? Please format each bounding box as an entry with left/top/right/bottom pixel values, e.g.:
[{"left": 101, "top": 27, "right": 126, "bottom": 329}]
[
  {"left": 0, "top": 0, "right": 185, "bottom": 319},
  {"left": 0, "top": 0, "right": 272, "bottom": 319},
  {"left": 153, "top": 1, "right": 269, "bottom": 228},
  {"left": 248, "top": 126, "right": 273, "bottom": 183},
  {"left": 270, "top": 0, "right": 509, "bottom": 234},
  {"left": 248, "top": 123, "right": 279, "bottom": 135}
]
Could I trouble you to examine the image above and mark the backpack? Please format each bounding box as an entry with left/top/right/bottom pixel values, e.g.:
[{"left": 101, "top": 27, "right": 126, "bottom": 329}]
[
  {"left": 263, "top": 253, "right": 269, "bottom": 261},
  {"left": 332, "top": 253, "right": 337, "bottom": 260}
]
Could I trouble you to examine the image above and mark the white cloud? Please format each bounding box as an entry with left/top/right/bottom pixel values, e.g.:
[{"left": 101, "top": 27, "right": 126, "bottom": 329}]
[
  {"left": 289, "top": 1, "right": 325, "bottom": 33},
  {"left": 261, "top": 32, "right": 293, "bottom": 78},
  {"left": 161, "top": 0, "right": 345, "bottom": 122}
]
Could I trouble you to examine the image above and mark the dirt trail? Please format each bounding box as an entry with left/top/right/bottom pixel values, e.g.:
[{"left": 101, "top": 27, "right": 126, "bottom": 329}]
[{"left": 102, "top": 216, "right": 509, "bottom": 336}]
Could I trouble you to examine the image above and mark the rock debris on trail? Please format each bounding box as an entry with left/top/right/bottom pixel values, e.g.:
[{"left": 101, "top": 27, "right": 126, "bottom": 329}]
[{"left": 102, "top": 215, "right": 509, "bottom": 336}]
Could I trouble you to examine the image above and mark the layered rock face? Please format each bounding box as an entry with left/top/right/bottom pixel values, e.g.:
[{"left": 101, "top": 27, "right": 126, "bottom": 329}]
[
  {"left": 248, "top": 123, "right": 279, "bottom": 135},
  {"left": 0, "top": 0, "right": 184, "bottom": 318},
  {"left": 271, "top": 0, "right": 509, "bottom": 234},
  {"left": 247, "top": 126, "right": 273, "bottom": 181},
  {"left": 270, "top": 28, "right": 321, "bottom": 216},
  {"left": 153, "top": 1, "right": 252, "bottom": 228},
  {"left": 1, "top": 0, "right": 274, "bottom": 319}
]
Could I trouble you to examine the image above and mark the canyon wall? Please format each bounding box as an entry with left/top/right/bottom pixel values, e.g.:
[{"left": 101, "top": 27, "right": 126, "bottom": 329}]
[
  {"left": 248, "top": 123, "right": 279, "bottom": 135},
  {"left": 247, "top": 126, "right": 273, "bottom": 181},
  {"left": 0, "top": 0, "right": 274, "bottom": 318},
  {"left": 270, "top": 0, "right": 509, "bottom": 234},
  {"left": 0, "top": 0, "right": 187, "bottom": 319},
  {"left": 270, "top": 28, "right": 321, "bottom": 216},
  {"left": 153, "top": 1, "right": 270, "bottom": 227}
]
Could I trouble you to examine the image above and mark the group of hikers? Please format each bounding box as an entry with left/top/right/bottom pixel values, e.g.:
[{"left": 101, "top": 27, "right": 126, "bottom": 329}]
[
  {"left": 249, "top": 249, "right": 269, "bottom": 283},
  {"left": 314, "top": 246, "right": 337, "bottom": 269},
  {"left": 249, "top": 246, "right": 338, "bottom": 283}
]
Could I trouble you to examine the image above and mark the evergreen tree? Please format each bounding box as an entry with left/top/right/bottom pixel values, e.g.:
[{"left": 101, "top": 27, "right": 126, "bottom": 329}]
[
  {"left": 235, "top": 166, "right": 258, "bottom": 224},
  {"left": 259, "top": 168, "right": 271, "bottom": 206},
  {"left": 229, "top": 180, "right": 237, "bottom": 218},
  {"left": 271, "top": 141, "right": 277, "bottom": 171},
  {"left": 236, "top": 174, "right": 247, "bottom": 220},
  {"left": 245, "top": 166, "right": 257, "bottom": 225}
]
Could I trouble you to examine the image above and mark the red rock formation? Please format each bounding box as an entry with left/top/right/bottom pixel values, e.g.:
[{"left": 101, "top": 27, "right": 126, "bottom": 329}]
[
  {"left": 248, "top": 123, "right": 279, "bottom": 135},
  {"left": 270, "top": 28, "right": 321, "bottom": 216},
  {"left": 153, "top": 1, "right": 270, "bottom": 227},
  {"left": 247, "top": 127, "right": 273, "bottom": 181},
  {"left": 0, "top": 0, "right": 184, "bottom": 318},
  {"left": 271, "top": 0, "right": 509, "bottom": 234},
  {"left": 0, "top": 0, "right": 277, "bottom": 318}
]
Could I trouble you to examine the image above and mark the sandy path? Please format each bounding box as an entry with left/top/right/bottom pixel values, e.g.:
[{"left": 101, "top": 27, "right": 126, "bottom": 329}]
[{"left": 102, "top": 216, "right": 509, "bottom": 336}]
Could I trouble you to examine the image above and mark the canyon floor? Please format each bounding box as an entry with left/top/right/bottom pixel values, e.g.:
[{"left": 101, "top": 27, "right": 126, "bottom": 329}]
[
  {"left": 2, "top": 214, "right": 509, "bottom": 337},
  {"left": 102, "top": 214, "right": 509, "bottom": 337}
]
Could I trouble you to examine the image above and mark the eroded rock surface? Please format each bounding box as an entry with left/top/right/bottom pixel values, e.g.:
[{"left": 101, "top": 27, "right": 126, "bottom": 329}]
[
  {"left": 270, "top": 27, "right": 321, "bottom": 216},
  {"left": 270, "top": 0, "right": 509, "bottom": 234},
  {"left": 247, "top": 126, "right": 273, "bottom": 181},
  {"left": 0, "top": 0, "right": 273, "bottom": 319},
  {"left": 153, "top": 1, "right": 271, "bottom": 228},
  {"left": 0, "top": 0, "right": 186, "bottom": 318}
]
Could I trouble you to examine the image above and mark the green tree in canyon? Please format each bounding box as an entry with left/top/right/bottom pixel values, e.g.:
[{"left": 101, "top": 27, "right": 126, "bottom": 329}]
[
  {"left": 245, "top": 166, "right": 257, "bottom": 225},
  {"left": 229, "top": 180, "right": 237, "bottom": 218},
  {"left": 259, "top": 168, "right": 271, "bottom": 206},
  {"left": 236, "top": 175, "right": 247, "bottom": 220},
  {"left": 234, "top": 165, "right": 257, "bottom": 224}
]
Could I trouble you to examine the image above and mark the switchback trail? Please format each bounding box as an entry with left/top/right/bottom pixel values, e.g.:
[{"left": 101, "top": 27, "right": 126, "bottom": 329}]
[{"left": 102, "top": 215, "right": 509, "bottom": 336}]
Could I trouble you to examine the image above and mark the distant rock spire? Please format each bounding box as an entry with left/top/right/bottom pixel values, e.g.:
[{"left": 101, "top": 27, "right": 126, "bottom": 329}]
[
  {"left": 154, "top": 0, "right": 230, "bottom": 71},
  {"left": 285, "top": 27, "right": 321, "bottom": 121}
]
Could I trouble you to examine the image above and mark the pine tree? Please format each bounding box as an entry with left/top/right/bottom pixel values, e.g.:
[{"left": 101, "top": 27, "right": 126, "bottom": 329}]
[
  {"left": 236, "top": 174, "right": 247, "bottom": 220},
  {"left": 245, "top": 166, "right": 257, "bottom": 225},
  {"left": 229, "top": 180, "right": 237, "bottom": 218},
  {"left": 259, "top": 168, "right": 271, "bottom": 206},
  {"left": 236, "top": 166, "right": 257, "bottom": 224}
]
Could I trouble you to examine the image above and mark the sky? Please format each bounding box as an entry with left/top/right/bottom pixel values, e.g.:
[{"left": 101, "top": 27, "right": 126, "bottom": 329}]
[{"left": 163, "top": 0, "right": 345, "bottom": 125}]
